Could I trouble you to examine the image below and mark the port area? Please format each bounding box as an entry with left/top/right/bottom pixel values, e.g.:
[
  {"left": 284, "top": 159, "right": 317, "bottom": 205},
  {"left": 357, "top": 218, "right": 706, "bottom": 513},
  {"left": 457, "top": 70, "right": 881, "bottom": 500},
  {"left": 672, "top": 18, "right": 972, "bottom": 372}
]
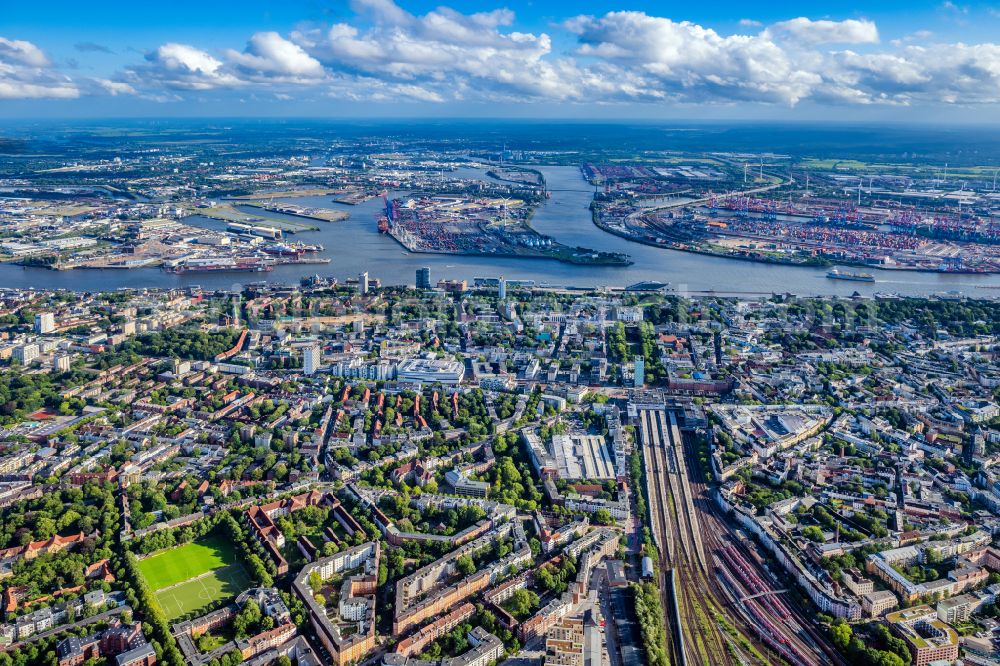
[
  {"left": 590, "top": 170, "right": 1000, "bottom": 274},
  {"left": 179, "top": 202, "right": 322, "bottom": 232},
  {"left": 229, "top": 187, "right": 344, "bottom": 199},
  {"left": 239, "top": 201, "right": 349, "bottom": 223},
  {"left": 485, "top": 166, "right": 545, "bottom": 186},
  {"left": 6, "top": 214, "right": 327, "bottom": 273},
  {"left": 332, "top": 189, "right": 378, "bottom": 205},
  {"left": 382, "top": 193, "right": 632, "bottom": 266},
  {"left": 230, "top": 187, "right": 377, "bottom": 205}
]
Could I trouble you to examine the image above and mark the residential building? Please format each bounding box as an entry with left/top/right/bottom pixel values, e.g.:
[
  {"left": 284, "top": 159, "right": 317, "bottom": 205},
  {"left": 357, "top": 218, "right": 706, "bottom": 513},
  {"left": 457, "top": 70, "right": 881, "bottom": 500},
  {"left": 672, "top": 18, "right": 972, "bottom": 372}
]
[
  {"left": 35, "top": 313, "right": 55, "bottom": 334},
  {"left": 303, "top": 345, "right": 321, "bottom": 376},
  {"left": 886, "top": 606, "right": 959, "bottom": 666},
  {"left": 416, "top": 267, "right": 431, "bottom": 290}
]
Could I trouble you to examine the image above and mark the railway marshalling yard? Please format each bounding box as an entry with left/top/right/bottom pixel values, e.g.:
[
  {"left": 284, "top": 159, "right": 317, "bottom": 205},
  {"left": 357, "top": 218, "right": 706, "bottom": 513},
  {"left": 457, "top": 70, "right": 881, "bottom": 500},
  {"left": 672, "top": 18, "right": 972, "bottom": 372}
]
[{"left": 637, "top": 404, "right": 841, "bottom": 666}]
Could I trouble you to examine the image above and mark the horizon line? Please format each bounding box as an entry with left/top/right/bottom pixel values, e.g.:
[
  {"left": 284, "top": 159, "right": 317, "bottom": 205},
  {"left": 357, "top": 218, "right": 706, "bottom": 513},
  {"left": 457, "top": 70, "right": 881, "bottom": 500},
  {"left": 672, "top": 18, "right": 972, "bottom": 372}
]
[{"left": 2, "top": 116, "right": 1000, "bottom": 127}]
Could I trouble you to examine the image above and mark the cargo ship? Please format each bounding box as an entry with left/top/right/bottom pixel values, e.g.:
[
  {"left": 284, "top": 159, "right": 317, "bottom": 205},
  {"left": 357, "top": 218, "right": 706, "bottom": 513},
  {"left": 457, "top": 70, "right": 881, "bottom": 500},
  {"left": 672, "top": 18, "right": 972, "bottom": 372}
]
[
  {"left": 826, "top": 268, "right": 875, "bottom": 283},
  {"left": 164, "top": 258, "right": 274, "bottom": 274}
]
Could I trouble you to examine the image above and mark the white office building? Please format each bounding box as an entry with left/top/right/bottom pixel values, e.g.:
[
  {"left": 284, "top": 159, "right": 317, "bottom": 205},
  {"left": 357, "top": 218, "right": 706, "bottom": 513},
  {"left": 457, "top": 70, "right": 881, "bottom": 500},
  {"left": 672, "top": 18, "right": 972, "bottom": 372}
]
[
  {"left": 14, "top": 344, "right": 39, "bottom": 365},
  {"left": 303, "top": 345, "right": 321, "bottom": 376},
  {"left": 397, "top": 357, "right": 465, "bottom": 385}
]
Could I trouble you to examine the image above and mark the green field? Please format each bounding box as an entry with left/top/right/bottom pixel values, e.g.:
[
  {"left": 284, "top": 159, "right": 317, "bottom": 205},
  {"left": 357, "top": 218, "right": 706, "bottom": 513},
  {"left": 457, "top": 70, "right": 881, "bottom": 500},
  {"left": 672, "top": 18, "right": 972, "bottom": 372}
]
[
  {"left": 138, "top": 535, "right": 236, "bottom": 589},
  {"left": 138, "top": 535, "right": 251, "bottom": 621},
  {"left": 155, "top": 564, "right": 252, "bottom": 621}
]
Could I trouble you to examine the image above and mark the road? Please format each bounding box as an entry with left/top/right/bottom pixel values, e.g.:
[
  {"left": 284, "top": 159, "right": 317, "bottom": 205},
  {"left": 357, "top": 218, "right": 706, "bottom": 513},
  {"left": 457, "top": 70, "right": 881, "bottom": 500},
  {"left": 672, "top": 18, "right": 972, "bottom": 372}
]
[
  {"left": 597, "top": 575, "right": 624, "bottom": 666},
  {"left": 4, "top": 604, "right": 131, "bottom": 652}
]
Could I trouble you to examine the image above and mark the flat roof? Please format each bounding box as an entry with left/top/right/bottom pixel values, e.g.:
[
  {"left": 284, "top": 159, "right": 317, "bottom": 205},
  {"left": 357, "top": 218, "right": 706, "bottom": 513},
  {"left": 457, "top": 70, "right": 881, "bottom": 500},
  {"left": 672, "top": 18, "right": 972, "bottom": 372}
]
[{"left": 552, "top": 433, "right": 615, "bottom": 481}]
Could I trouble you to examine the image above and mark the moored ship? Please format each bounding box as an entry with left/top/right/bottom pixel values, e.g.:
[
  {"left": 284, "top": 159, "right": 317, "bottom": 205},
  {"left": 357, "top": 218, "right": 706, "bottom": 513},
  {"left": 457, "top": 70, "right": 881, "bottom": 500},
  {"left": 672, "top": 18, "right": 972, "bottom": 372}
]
[
  {"left": 164, "top": 258, "right": 274, "bottom": 274},
  {"left": 826, "top": 268, "right": 875, "bottom": 282},
  {"left": 263, "top": 243, "right": 304, "bottom": 257}
]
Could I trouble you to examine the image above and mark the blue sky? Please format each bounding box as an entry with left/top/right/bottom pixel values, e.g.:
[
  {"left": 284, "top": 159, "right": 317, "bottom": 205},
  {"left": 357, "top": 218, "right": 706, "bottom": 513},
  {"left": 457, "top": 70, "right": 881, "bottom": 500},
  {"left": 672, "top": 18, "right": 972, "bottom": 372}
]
[{"left": 3, "top": 0, "right": 1000, "bottom": 120}]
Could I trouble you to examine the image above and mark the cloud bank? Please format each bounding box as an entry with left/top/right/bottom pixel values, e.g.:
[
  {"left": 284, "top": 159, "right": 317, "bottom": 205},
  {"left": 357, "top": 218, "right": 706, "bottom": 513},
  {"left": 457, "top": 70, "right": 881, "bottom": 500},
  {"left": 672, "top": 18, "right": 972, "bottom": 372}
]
[
  {"left": 0, "top": 37, "right": 78, "bottom": 99},
  {"left": 4, "top": 1, "right": 1000, "bottom": 108}
]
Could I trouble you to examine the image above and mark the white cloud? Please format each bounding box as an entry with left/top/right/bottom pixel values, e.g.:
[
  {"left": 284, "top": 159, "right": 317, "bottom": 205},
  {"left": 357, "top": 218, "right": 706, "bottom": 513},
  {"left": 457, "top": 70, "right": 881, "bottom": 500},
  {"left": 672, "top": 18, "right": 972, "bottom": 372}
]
[
  {"left": 292, "top": 0, "right": 570, "bottom": 102},
  {"left": 768, "top": 17, "right": 879, "bottom": 45},
  {"left": 225, "top": 32, "right": 325, "bottom": 80},
  {"left": 59, "top": 4, "right": 1000, "bottom": 110},
  {"left": 125, "top": 32, "right": 326, "bottom": 93},
  {"left": 390, "top": 82, "right": 445, "bottom": 102},
  {"left": 155, "top": 43, "right": 223, "bottom": 76},
  {"left": 94, "top": 79, "right": 138, "bottom": 96},
  {"left": 563, "top": 11, "right": 1000, "bottom": 107},
  {"left": 567, "top": 12, "right": 819, "bottom": 104},
  {"left": 832, "top": 42, "right": 1000, "bottom": 104},
  {"left": 0, "top": 79, "right": 78, "bottom": 100},
  {"left": 0, "top": 37, "right": 78, "bottom": 99},
  {"left": 351, "top": 0, "right": 413, "bottom": 26},
  {"left": 0, "top": 37, "right": 50, "bottom": 67},
  {"left": 134, "top": 43, "right": 242, "bottom": 90}
]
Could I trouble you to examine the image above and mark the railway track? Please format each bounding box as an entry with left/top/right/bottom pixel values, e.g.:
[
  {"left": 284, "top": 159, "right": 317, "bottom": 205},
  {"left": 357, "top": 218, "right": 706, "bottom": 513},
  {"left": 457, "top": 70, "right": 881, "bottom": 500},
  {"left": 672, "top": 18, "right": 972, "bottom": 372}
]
[
  {"left": 641, "top": 409, "right": 682, "bottom": 666},
  {"left": 677, "top": 413, "right": 846, "bottom": 666},
  {"left": 639, "top": 406, "right": 843, "bottom": 666},
  {"left": 640, "top": 407, "right": 734, "bottom": 666}
]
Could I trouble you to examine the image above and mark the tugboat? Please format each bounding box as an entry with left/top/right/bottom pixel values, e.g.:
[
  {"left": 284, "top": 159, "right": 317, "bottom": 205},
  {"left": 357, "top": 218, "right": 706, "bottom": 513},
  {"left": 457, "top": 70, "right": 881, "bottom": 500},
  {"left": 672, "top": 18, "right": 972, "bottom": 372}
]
[{"left": 826, "top": 268, "right": 875, "bottom": 283}]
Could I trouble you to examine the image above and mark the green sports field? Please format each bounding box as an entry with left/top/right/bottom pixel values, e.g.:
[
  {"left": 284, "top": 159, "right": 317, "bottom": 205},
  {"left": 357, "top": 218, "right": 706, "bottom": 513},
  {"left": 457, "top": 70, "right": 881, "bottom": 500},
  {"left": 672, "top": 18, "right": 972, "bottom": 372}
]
[
  {"left": 155, "top": 563, "right": 252, "bottom": 621},
  {"left": 138, "top": 535, "right": 251, "bottom": 621}
]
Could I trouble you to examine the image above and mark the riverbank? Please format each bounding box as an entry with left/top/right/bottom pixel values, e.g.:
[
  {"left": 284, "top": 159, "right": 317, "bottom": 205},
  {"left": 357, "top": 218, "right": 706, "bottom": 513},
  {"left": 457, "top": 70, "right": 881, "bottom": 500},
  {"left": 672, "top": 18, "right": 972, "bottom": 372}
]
[
  {"left": 384, "top": 224, "right": 631, "bottom": 266},
  {"left": 4, "top": 165, "right": 1000, "bottom": 296}
]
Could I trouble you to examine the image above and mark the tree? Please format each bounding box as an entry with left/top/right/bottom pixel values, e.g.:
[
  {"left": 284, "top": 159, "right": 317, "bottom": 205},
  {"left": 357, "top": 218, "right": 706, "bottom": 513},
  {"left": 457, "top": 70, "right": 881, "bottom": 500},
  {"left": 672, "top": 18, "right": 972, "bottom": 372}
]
[
  {"left": 867, "top": 651, "right": 904, "bottom": 666},
  {"left": 592, "top": 509, "right": 613, "bottom": 525},
  {"left": 504, "top": 589, "right": 540, "bottom": 620},
  {"left": 802, "top": 526, "right": 825, "bottom": 543},
  {"left": 830, "top": 620, "right": 852, "bottom": 653},
  {"left": 233, "top": 601, "right": 262, "bottom": 639},
  {"left": 456, "top": 555, "right": 476, "bottom": 576},
  {"left": 378, "top": 561, "right": 388, "bottom": 586}
]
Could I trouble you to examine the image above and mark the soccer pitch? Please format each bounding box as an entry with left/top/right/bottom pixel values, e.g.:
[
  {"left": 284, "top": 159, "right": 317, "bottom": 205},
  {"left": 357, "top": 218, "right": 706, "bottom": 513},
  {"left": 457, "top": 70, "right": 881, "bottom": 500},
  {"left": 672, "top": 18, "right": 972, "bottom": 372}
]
[
  {"left": 138, "top": 535, "right": 236, "bottom": 589},
  {"left": 138, "top": 535, "right": 251, "bottom": 621},
  {"left": 155, "top": 563, "right": 252, "bottom": 621}
]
